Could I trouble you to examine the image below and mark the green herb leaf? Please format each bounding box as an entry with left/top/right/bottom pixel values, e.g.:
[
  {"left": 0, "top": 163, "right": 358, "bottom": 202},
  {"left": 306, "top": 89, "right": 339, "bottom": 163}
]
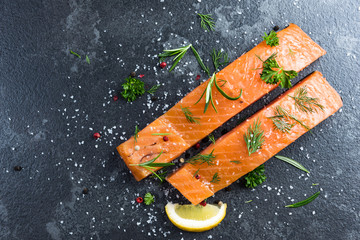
[
  {"left": 268, "top": 105, "right": 309, "bottom": 133},
  {"left": 244, "top": 118, "right": 265, "bottom": 156},
  {"left": 147, "top": 84, "right": 160, "bottom": 94},
  {"left": 256, "top": 53, "right": 297, "bottom": 88},
  {"left": 245, "top": 200, "right": 253, "bottom": 203},
  {"left": 197, "top": 13, "right": 215, "bottom": 31},
  {"left": 230, "top": 160, "right": 241, "bottom": 164},
  {"left": 289, "top": 48, "right": 295, "bottom": 56},
  {"left": 151, "top": 133, "right": 172, "bottom": 136},
  {"left": 289, "top": 86, "right": 324, "bottom": 113},
  {"left": 159, "top": 44, "right": 192, "bottom": 72},
  {"left": 244, "top": 165, "right": 266, "bottom": 188},
  {"left": 144, "top": 192, "right": 155, "bottom": 205},
  {"left": 275, "top": 155, "right": 310, "bottom": 173},
  {"left": 181, "top": 105, "right": 200, "bottom": 124},
  {"left": 285, "top": 191, "right": 320, "bottom": 208},
  {"left": 211, "top": 49, "right": 229, "bottom": 71},
  {"left": 312, "top": 183, "right": 319, "bottom": 186},
  {"left": 134, "top": 125, "right": 140, "bottom": 143},
  {"left": 210, "top": 172, "right": 221, "bottom": 183},
  {"left": 121, "top": 77, "right": 145, "bottom": 102},
  {"left": 191, "top": 46, "right": 210, "bottom": 77},
  {"left": 150, "top": 168, "right": 168, "bottom": 182},
  {"left": 193, "top": 169, "right": 200, "bottom": 177},
  {"left": 208, "top": 134, "right": 215, "bottom": 144},
  {"left": 263, "top": 30, "right": 279, "bottom": 47},
  {"left": 186, "top": 149, "right": 216, "bottom": 166},
  {"left": 85, "top": 55, "right": 90, "bottom": 64},
  {"left": 70, "top": 50, "right": 81, "bottom": 58}
]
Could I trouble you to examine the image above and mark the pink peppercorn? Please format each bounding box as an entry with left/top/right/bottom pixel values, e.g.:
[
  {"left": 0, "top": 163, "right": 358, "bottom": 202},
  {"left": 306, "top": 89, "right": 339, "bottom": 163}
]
[
  {"left": 195, "top": 143, "right": 200, "bottom": 149},
  {"left": 196, "top": 75, "right": 201, "bottom": 80},
  {"left": 195, "top": 175, "right": 201, "bottom": 179},
  {"left": 113, "top": 96, "right": 118, "bottom": 101},
  {"left": 93, "top": 132, "right": 101, "bottom": 139},
  {"left": 199, "top": 201, "right": 207, "bottom": 207},
  {"left": 139, "top": 74, "right": 145, "bottom": 78},
  {"left": 159, "top": 62, "right": 167, "bottom": 68},
  {"left": 136, "top": 197, "right": 143, "bottom": 203},
  {"left": 163, "top": 136, "right": 169, "bottom": 141}
]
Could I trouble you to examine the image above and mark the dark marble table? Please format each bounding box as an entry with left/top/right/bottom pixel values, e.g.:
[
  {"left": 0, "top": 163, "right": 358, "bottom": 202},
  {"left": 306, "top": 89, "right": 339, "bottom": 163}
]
[{"left": 1, "top": 1, "right": 359, "bottom": 239}]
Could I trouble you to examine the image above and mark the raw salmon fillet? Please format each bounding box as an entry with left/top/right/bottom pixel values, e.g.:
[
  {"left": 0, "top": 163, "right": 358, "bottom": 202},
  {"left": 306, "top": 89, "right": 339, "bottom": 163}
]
[
  {"left": 166, "top": 71, "right": 343, "bottom": 205},
  {"left": 117, "top": 24, "right": 326, "bottom": 181}
]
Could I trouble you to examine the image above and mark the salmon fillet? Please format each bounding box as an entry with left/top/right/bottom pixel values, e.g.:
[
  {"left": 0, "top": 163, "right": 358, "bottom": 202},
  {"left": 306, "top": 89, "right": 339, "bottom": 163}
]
[
  {"left": 117, "top": 24, "right": 326, "bottom": 181},
  {"left": 166, "top": 71, "right": 343, "bottom": 205}
]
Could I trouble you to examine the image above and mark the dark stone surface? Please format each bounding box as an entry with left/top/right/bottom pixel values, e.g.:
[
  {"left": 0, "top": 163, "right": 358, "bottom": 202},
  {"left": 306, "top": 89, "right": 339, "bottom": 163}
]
[{"left": 0, "top": 0, "right": 359, "bottom": 239}]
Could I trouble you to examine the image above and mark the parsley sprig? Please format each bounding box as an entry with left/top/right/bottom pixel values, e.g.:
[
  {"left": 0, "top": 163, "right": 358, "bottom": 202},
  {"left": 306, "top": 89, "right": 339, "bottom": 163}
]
[
  {"left": 181, "top": 105, "right": 200, "bottom": 124},
  {"left": 195, "top": 73, "right": 242, "bottom": 113},
  {"left": 244, "top": 165, "right": 266, "bottom": 188},
  {"left": 263, "top": 30, "right": 279, "bottom": 47},
  {"left": 129, "top": 151, "right": 174, "bottom": 182},
  {"left": 121, "top": 77, "right": 145, "bottom": 102},
  {"left": 289, "top": 86, "right": 324, "bottom": 113},
  {"left": 197, "top": 13, "right": 215, "bottom": 31},
  {"left": 186, "top": 149, "right": 216, "bottom": 165},
  {"left": 144, "top": 192, "right": 155, "bottom": 205},
  {"left": 244, "top": 118, "right": 265, "bottom": 156},
  {"left": 256, "top": 53, "right": 297, "bottom": 88}
]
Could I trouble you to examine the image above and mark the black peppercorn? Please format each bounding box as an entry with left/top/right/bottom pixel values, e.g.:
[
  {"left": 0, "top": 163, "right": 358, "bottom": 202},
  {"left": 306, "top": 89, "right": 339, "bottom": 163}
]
[
  {"left": 14, "top": 166, "right": 22, "bottom": 171},
  {"left": 82, "top": 188, "right": 89, "bottom": 194},
  {"left": 273, "top": 25, "right": 280, "bottom": 31},
  {"left": 130, "top": 71, "right": 136, "bottom": 77},
  {"left": 151, "top": 96, "right": 158, "bottom": 101},
  {"left": 185, "top": 153, "right": 190, "bottom": 159}
]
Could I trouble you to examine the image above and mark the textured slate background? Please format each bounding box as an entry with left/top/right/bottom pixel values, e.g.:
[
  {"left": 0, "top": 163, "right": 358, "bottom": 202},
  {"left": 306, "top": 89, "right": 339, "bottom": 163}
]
[{"left": 0, "top": 0, "right": 359, "bottom": 239}]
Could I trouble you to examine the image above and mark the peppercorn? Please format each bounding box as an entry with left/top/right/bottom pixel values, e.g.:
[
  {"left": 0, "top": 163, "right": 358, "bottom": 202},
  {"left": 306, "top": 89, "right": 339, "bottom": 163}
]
[
  {"left": 159, "top": 62, "right": 167, "bottom": 68},
  {"left": 195, "top": 143, "right": 200, "bottom": 149},
  {"left": 82, "top": 188, "right": 89, "bottom": 194},
  {"left": 93, "top": 132, "right": 101, "bottom": 139},
  {"left": 273, "top": 25, "right": 280, "bottom": 31},
  {"left": 199, "top": 201, "right": 207, "bottom": 207},
  {"left": 195, "top": 75, "right": 201, "bottom": 80},
  {"left": 195, "top": 175, "right": 201, "bottom": 179},
  {"left": 130, "top": 71, "right": 136, "bottom": 77},
  {"left": 163, "top": 136, "right": 169, "bottom": 141},
  {"left": 113, "top": 96, "right": 118, "bottom": 101},
  {"left": 179, "top": 158, "right": 185, "bottom": 163},
  {"left": 14, "top": 166, "right": 22, "bottom": 171},
  {"left": 185, "top": 153, "right": 190, "bottom": 159},
  {"left": 151, "top": 96, "right": 158, "bottom": 101},
  {"left": 136, "top": 197, "right": 143, "bottom": 203}
]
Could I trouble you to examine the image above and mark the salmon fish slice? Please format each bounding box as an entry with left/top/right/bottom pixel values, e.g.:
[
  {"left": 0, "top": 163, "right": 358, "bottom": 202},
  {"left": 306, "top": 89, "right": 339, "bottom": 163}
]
[
  {"left": 166, "top": 71, "right": 343, "bottom": 205},
  {"left": 117, "top": 24, "right": 326, "bottom": 181}
]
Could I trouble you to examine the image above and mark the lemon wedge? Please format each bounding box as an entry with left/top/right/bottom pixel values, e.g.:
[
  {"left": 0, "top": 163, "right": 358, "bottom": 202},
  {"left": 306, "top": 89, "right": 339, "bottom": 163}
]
[{"left": 165, "top": 202, "right": 227, "bottom": 232}]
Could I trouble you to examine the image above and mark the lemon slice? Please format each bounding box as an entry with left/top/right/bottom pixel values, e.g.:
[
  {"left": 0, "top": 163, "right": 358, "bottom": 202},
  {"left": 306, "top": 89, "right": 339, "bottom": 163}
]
[{"left": 165, "top": 202, "right": 227, "bottom": 232}]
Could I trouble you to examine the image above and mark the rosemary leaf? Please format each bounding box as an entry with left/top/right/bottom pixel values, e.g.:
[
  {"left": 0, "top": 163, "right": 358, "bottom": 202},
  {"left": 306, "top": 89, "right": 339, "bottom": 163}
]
[
  {"left": 275, "top": 155, "right": 310, "bottom": 173},
  {"left": 285, "top": 191, "right": 320, "bottom": 208}
]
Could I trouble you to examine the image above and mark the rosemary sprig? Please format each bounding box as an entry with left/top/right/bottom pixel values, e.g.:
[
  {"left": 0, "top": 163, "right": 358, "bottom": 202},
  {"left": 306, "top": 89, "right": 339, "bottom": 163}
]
[
  {"left": 256, "top": 53, "right": 297, "bottom": 88},
  {"left": 244, "top": 118, "right": 265, "bottom": 156},
  {"left": 208, "top": 134, "right": 215, "bottom": 144},
  {"left": 70, "top": 50, "right": 81, "bottom": 58},
  {"left": 150, "top": 167, "right": 168, "bottom": 182},
  {"left": 159, "top": 44, "right": 192, "bottom": 72},
  {"left": 211, "top": 49, "right": 229, "bottom": 71},
  {"left": 151, "top": 133, "right": 172, "bottom": 136},
  {"left": 289, "top": 86, "right": 324, "bottom": 113},
  {"left": 186, "top": 149, "right": 216, "bottom": 165},
  {"left": 285, "top": 191, "right": 320, "bottom": 208},
  {"left": 191, "top": 46, "right": 210, "bottom": 76},
  {"left": 197, "top": 13, "right": 215, "bottom": 31},
  {"left": 210, "top": 172, "right": 220, "bottom": 183},
  {"left": 181, "top": 105, "right": 200, "bottom": 124},
  {"left": 129, "top": 151, "right": 175, "bottom": 182},
  {"left": 275, "top": 155, "right": 310, "bottom": 173},
  {"left": 195, "top": 73, "right": 242, "bottom": 113},
  {"left": 217, "top": 79, "right": 227, "bottom": 87},
  {"left": 147, "top": 84, "right": 161, "bottom": 94},
  {"left": 134, "top": 125, "right": 140, "bottom": 143}
]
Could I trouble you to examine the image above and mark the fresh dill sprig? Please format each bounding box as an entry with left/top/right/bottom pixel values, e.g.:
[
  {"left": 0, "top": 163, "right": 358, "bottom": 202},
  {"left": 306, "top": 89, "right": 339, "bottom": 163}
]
[
  {"left": 134, "top": 125, "right": 140, "bottom": 143},
  {"left": 193, "top": 169, "right": 200, "bottom": 177},
  {"left": 256, "top": 53, "right": 297, "bottom": 88},
  {"left": 159, "top": 44, "right": 192, "bottom": 72},
  {"left": 147, "top": 84, "right": 161, "bottom": 94},
  {"left": 262, "top": 30, "right": 279, "bottom": 47},
  {"left": 208, "top": 134, "right": 215, "bottom": 144},
  {"left": 289, "top": 86, "right": 324, "bottom": 113},
  {"left": 195, "top": 73, "right": 242, "bottom": 113},
  {"left": 129, "top": 151, "right": 175, "bottom": 182},
  {"left": 244, "top": 165, "right": 266, "bottom": 188},
  {"left": 244, "top": 118, "right": 265, "bottom": 156},
  {"left": 181, "top": 105, "right": 200, "bottom": 124},
  {"left": 186, "top": 149, "right": 216, "bottom": 165},
  {"left": 197, "top": 13, "right": 215, "bottom": 31},
  {"left": 211, "top": 49, "right": 229, "bottom": 71},
  {"left": 210, "top": 172, "right": 220, "bottom": 183},
  {"left": 70, "top": 50, "right": 81, "bottom": 58},
  {"left": 268, "top": 105, "right": 310, "bottom": 132}
]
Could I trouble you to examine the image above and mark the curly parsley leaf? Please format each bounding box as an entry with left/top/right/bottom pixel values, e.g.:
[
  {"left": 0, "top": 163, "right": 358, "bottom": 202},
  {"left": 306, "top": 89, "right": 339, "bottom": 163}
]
[
  {"left": 144, "top": 192, "right": 155, "bottom": 205},
  {"left": 263, "top": 30, "right": 279, "bottom": 47},
  {"left": 256, "top": 53, "right": 297, "bottom": 88},
  {"left": 244, "top": 165, "right": 266, "bottom": 188},
  {"left": 121, "top": 77, "right": 145, "bottom": 102}
]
